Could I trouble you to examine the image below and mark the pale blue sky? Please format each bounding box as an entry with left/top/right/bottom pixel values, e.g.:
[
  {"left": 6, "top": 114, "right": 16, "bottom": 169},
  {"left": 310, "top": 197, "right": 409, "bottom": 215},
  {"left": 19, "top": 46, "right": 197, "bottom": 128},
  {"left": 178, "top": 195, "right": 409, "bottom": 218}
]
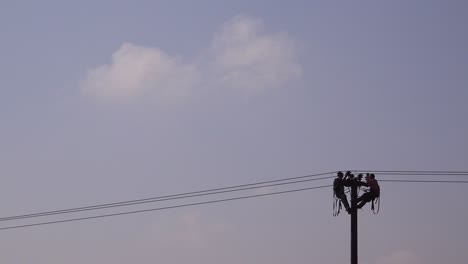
[{"left": 0, "top": 1, "right": 467, "bottom": 263}]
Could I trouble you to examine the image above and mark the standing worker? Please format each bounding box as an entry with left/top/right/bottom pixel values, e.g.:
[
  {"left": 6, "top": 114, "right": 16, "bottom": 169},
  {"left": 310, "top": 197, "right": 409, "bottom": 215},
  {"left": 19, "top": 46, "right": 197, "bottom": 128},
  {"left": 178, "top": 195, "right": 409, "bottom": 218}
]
[{"left": 334, "top": 171, "right": 351, "bottom": 214}]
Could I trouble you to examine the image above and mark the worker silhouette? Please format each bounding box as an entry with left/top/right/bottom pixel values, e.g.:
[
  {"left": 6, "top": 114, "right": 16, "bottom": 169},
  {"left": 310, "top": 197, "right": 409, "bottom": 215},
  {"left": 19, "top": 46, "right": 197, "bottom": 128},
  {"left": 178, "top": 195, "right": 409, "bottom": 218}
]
[
  {"left": 334, "top": 171, "right": 351, "bottom": 213},
  {"left": 357, "top": 173, "right": 380, "bottom": 209}
]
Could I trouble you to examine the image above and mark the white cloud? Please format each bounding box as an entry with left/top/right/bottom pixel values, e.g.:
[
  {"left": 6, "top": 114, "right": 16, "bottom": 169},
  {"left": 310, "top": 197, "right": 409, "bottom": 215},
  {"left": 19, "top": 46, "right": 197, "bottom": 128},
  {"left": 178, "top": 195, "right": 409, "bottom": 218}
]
[
  {"left": 376, "top": 250, "right": 422, "bottom": 264},
  {"left": 82, "top": 43, "right": 199, "bottom": 102},
  {"left": 211, "top": 15, "right": 302, "bottom": 93},
  {"left": 81, "top": 15, "right": 301, "bottom": 103}
]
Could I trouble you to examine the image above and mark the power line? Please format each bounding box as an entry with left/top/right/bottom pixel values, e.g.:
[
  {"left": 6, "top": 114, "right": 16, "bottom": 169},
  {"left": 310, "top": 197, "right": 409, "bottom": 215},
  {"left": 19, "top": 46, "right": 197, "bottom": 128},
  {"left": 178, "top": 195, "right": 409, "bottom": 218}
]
[
  {"left": 1, "top": 170, "right": 467, "bottom": 232},
  {"left": 0, "top": 175, "right": 335, "bottom": 222},
  {"left": 2, "top": 170, "right": 466, "bottom": 224},
  {"left": 374, "top": 173, "right": 468, "bottom": 176},
  {"left": 379, "top": 179, "right": 468, "bottom": 183},
  {"left": 2, "top": 169, "right": 467, "bottom": 231},
  {"left": 0, "top": 184, "right": 332, "bottom": 231},
  {"left": 351, "top": 170, "right": 468, "bottom": 175}
]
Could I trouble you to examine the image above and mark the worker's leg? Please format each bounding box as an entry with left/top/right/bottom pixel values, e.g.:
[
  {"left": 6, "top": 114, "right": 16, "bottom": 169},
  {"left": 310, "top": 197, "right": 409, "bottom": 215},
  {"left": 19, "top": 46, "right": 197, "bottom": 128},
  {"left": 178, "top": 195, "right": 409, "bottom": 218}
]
[
  {"left": 337, "top": 192, "right": 350, "bottom": 211},
  {"left": 357, "top": 193, "right": 371, "bottom": 209},
  {"left": 357, "top": 192, "right": 369, "bottom": 203}
]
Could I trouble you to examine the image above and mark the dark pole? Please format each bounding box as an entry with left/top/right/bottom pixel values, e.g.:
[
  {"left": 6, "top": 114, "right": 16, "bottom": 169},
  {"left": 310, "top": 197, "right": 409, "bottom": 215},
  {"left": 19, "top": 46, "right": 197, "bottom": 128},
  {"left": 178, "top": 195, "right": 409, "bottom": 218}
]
[{"left": 351, "top": 182, "right": 358, "bottom": 264}]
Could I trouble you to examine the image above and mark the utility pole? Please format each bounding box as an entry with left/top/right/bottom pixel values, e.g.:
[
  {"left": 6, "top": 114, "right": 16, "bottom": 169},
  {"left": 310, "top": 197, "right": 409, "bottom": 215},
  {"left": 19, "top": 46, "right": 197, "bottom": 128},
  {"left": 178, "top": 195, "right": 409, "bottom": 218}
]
[
  {"left": 336, "top": 172, "right": 376, "bottom": 264},
  {"left": 350, "top": 182, "right": 358, "bottom": 264}
]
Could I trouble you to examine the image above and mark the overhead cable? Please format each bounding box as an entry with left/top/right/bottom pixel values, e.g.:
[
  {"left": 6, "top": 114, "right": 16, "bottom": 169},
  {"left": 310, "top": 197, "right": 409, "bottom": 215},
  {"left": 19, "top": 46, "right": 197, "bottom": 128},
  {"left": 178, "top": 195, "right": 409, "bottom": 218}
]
[
  {"left": 0, "top": 172, "right": 336, "bottom": 222},
  {"left": 0, "top": 185, "right": 332, "bottom": 231}
]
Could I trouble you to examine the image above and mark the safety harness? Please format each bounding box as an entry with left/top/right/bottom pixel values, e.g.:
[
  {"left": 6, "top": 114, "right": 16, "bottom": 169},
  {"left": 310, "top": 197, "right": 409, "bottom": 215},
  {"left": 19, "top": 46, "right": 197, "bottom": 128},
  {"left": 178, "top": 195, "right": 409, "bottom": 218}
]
[
  {"left": 333, "top": 192, "right": 342, "bottom": 217},
  {"left": 371, "top": 194, "right": 380, "bottom": 214},
  {"left": 333, "top": 187, "right": 381, "bottom": 216}
]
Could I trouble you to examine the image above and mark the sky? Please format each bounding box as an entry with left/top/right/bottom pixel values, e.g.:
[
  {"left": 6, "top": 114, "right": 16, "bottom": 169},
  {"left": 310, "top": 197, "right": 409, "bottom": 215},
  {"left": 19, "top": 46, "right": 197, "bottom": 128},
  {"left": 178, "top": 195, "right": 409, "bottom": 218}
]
[{"left": 1, "top": 0, "right": 467, "bottom": 263}]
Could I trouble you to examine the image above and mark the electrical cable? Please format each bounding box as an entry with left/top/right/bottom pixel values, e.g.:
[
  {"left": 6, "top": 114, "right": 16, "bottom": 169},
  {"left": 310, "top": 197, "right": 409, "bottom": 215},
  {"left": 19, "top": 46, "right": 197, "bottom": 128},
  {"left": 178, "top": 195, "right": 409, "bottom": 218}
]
[
  {"left": 0, "top": 175, "right": 335, "bottom": 222},
  {"left": 0, "top": 184, "right": 332, "bottom": 231},
  {"left": 379, "top": 179, "right": 468, "bottom": 183},
  {"left": 2, "top": 170, "right": 467, "bottom": 231},
  {"left": 350, "top": 170, "right": 468, "bottom": 175}
]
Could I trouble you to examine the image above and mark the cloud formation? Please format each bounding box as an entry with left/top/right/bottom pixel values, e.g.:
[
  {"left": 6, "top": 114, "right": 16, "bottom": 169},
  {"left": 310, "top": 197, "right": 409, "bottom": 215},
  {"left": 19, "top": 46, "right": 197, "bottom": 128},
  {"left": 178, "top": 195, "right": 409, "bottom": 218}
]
[
  {"left": 82, "top": 43, "right": 198, "bottom": 102},
  {"left": 81, "top": 15, "right": 301, "bottom": 103},
  {"left": 211, "top": 15, "right": 301, "bottom": 93}
]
